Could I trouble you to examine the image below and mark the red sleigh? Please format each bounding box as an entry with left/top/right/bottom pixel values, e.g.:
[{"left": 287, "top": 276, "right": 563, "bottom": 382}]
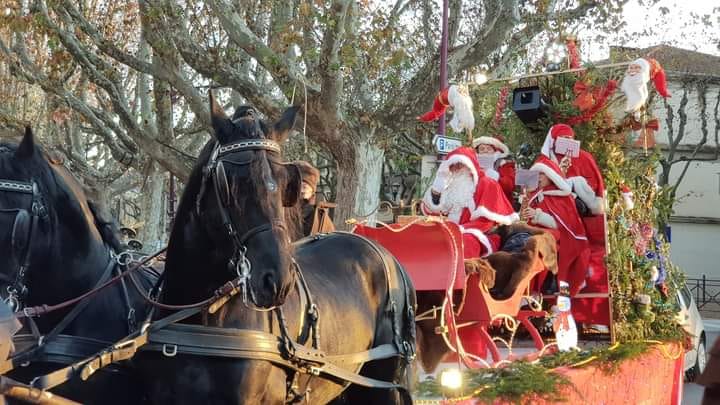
[{"left": 353, "top": 218, "right": 548, "bottom": 367}]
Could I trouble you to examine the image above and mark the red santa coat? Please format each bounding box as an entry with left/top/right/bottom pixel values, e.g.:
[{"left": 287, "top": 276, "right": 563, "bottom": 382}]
[
  {"left": 528, "top": 157, "right": 590, "bottom": 297},
  {"left": 497, "top": 160, "right": 516, "bottom": 203},
  {"left": 422, "top": 147, "right": 519, "bottom": 258}
]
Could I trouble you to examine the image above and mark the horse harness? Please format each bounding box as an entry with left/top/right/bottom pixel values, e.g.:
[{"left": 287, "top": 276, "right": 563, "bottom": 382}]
[
  {"left": 0, "top": 178, "right": 144, "bottom": 374},
  {"left": 24, "top": 138, "right": 416, "bottom": 403},
  {"left": 196, "top": 139, "right": 300, "bottom": 306}
]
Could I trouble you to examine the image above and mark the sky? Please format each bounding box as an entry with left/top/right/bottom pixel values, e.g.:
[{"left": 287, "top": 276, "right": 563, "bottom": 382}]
[{"left": 582, "top": 0, "right": 720, "bottom": 61}]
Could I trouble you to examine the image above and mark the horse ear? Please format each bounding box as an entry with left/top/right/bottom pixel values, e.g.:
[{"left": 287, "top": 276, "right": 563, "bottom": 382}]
[
  {"left": 209, "top": 91, "right": 232, "bottom": 141},
  {"left": 16, "top": 126, "right": 35, "bottom": 159},
  {"left": 270, "top": 106, "right": 300, "bottom": 143}
]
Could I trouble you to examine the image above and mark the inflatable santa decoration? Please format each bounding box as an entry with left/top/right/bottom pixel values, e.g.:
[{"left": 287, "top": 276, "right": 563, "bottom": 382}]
[
  {"left": 418, "top": 84, "right": 475, "bottom": 133},
  {"left": 422, "top": 147, "right": 518, "bottom": 258},
  {"left": 621, "top": 57, "right": 670, "bottom": 113},
  {"left": 471, "top": 135, "right": 516, "bottom": 203},
  {"left": 526, "top": 156, "right": 591, "bottom": 296}
]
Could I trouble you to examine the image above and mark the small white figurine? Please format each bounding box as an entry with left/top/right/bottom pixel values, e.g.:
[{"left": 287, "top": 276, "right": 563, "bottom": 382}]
[{"left": 553, "top": 281, "right": 578, "bottom": 352}]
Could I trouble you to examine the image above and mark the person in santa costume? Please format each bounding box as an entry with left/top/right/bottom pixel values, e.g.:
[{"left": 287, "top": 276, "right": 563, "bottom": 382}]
[
  {"left": 422, "top": 147, "right": 519, "bottom": 258},
  {"left": 540, "top": 123, "right": 610, "bottom": 326},
  {"left": 523, "top": 156, "right": 590, "bottom": 297},
  {"left": 471, "top": 135, "right": 516, "bottom": 203}
]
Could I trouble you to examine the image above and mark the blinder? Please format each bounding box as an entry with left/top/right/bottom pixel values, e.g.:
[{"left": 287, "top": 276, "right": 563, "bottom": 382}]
[
  {"left": 0, "top": 179, "right": 45, "bottom": 310},
  {"left": 11, "top": 209, "right": 31, "bottom": 259},
  {"left": 215, "top": 160, "right": 231, "bottom": 207}
]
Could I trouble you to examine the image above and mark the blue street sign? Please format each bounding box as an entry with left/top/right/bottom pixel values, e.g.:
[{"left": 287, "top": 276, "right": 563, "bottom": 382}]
[{"left": 433, "top": 135, "right": 462, "bottom": 154}]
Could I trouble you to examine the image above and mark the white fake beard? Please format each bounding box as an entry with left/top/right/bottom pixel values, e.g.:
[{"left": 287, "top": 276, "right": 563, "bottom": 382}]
[
  {"left": 621, "top": 73, "right": 648, "bottom": 113},
  {"left": 424, "top": 169, "right": 476, "bottom": 222}
]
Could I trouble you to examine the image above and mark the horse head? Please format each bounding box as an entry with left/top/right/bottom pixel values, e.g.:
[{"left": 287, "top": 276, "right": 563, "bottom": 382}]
[
  {"left": 0, "top": 128, "right": 55, "bottom": 310},
  {"left": 0, "top": 127, "right": 106, "bottom": 312},
  {"left": 192, "top": 93, "right": 301, "bottom": 308}
]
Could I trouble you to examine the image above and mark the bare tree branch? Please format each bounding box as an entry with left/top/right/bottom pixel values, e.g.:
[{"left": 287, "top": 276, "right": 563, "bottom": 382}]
[{"left": 205, "top": 0, "right": 319, "bottom": 96}]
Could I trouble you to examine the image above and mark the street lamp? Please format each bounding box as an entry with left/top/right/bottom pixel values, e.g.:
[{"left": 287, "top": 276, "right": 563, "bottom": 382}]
[{"left": 545, "top": 42, "right": 567, "bottom": 72}]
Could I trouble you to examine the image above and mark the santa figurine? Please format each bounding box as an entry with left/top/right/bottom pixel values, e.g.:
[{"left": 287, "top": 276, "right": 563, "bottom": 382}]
[
  {"left": 418, "top": 84, "right": 475, "bottom": 133},
  {"left": 471, "top": 135, "right": 516, "bottom": 203},
  {"left": 422, "top": 147, "right": 519, "bottom": 258},
  {"left": 524, "top": 156, "right": 591, "bottom": 296},
  {"left": 621, "top": 57, "right": 670, "bottom": 114},
  {"left": 553, "top": 281, "right": 578, "bottom": 352}
]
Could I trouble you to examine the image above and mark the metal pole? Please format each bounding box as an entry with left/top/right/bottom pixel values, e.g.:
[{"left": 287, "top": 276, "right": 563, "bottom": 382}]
[
  {"left": 167, "top": 174, "right": 176, "bottom": 234},
  {"left": 438, "top": 0, "right": 449, "bottom": 136}
]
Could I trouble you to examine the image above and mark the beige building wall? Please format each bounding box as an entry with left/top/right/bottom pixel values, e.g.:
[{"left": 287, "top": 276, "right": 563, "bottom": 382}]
[
  {"left": 649, "top": 79, "right": 720, "bottom": 279},
  {"left": 668, "top": 221, "right": 720, "bottom": 279}
]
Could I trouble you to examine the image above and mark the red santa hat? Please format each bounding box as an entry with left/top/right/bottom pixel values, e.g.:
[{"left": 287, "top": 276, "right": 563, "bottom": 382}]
[
  {"left": 471, "top": 135, "right": 510, "bottom": 156},
  {"left": 540, "top": 123, "right": 574, "bottom": 160},
  {"left": 633, "top": 58, "right": 670, "bottom": 98},
  {"left": 530, "top": 155, "right": 571, "bottom": 193},
  {"left": 424, "top": 147, "right": 518, "bottom": 224}
]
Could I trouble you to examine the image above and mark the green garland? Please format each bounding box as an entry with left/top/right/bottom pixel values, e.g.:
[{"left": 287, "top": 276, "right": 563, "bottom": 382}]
[
  {"left": 415, "top": 341, "right": 666, "bottom": 403},
  {"left": 416, "top": 361, "right": 571, "bottom": 404}
]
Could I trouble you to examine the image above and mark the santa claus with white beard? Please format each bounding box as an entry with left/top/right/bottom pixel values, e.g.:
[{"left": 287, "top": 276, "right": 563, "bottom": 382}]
[
  {"left": 621, "top": 57, "right": 670, "bottom": 114},
  {"left": 422, "top": 147, "right": 519, "bottom": 258}
]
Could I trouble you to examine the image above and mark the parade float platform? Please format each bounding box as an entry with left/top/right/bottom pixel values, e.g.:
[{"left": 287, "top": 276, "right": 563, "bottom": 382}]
[{"left": 419, "top": 341, "right": 685, "bottom": 405}]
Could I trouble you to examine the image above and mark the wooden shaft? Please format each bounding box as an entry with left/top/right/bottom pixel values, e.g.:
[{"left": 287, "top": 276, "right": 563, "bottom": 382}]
[{"left": 0, "top": 376, "right": 81, "bottom": 405}]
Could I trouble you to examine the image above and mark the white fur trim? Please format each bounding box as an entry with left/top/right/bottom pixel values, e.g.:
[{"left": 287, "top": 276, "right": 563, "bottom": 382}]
[
  {"left": 532, "top": 209, "right": 557, "bottom": 229},
  {"left": 530, "top": 162, "right": 571, "bottom": 192},
  {"left": 447, "top": 85, "right": 475, "bottom": 132},
  {"left": 528, "top": 189, "right": 572, "bottom": 205},
  {"left": 441, "top": 153, "right": 479, "bottom": 186},
  {"left": 470, "top": 206, "right": 519, "bottom": 225},
  {"left": 485, "top": 168, "right": 499, "bottom": 181},
  {"left": 547, "top": 207, "right": 587, "bottom": 241},
  {"left": 472, "top": 136, "right": 509, "bottom": 155},
  {"left": 540, "top": 129, "right": 555, "bottom": 159},
  {"left": 568, "top": 176, "right": 605, "bottom": 215},
  {"left": 460, "top": 227, "right": 493, "bottom": 257}
]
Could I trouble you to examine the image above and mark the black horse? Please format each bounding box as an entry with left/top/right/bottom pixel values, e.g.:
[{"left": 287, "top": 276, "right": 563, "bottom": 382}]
[
  {"left": 0, "top": 128, "right": 151, "bottom": 404},
  {"left": 136, "top": 95, "right": 416, "bottom": 405}
]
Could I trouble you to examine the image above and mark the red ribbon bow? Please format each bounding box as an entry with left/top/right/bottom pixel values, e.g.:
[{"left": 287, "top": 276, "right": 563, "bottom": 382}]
[{"left": 630, "top": 118, "right": 659, "bottom": 131}]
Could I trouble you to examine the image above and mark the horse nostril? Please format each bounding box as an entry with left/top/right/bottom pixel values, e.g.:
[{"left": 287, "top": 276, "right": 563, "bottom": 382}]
[
  {"left": 431, "top": 190, "right": 441, "bottom": 205},
  {"left": 262, "top": 273, "right": 278, "bottom": 296}
]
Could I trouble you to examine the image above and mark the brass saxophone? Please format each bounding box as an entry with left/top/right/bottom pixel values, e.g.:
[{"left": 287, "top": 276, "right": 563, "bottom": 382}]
[{"left": 519, "top": 186, "right": 530, "bottom": 223}]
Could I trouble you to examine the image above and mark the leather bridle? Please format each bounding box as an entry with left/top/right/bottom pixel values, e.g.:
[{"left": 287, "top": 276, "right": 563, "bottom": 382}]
[
  {"left": 196, "top": 138, "right": 294, "bottom": 309},
  {"left": 0, "top": 179, "right": 48, "bottom": 312}
]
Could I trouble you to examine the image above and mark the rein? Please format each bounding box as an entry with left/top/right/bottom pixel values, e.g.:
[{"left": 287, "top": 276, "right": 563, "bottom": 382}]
[{"left": 17, "top": 249, "right": 166, "bottom": 319}]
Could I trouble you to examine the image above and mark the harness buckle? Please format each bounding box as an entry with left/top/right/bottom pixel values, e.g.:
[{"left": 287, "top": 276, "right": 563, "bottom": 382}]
[
  {"left": 162, "top": 344, "right": 178, "bottom": 357},
  {"left": 309, "top": 366, "right": 321, "bottom": 376}
]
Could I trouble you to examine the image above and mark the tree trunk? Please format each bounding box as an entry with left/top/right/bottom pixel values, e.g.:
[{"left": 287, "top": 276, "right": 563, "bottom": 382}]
[
  {"left": 352, "top": 137, "right": 384, "bottom": 226},
  {"left": 138, "top": 164, "right": 166, "bottom": 251},
  {"left": 331, "top": 137, "right": 358, "bottom": 230}
]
